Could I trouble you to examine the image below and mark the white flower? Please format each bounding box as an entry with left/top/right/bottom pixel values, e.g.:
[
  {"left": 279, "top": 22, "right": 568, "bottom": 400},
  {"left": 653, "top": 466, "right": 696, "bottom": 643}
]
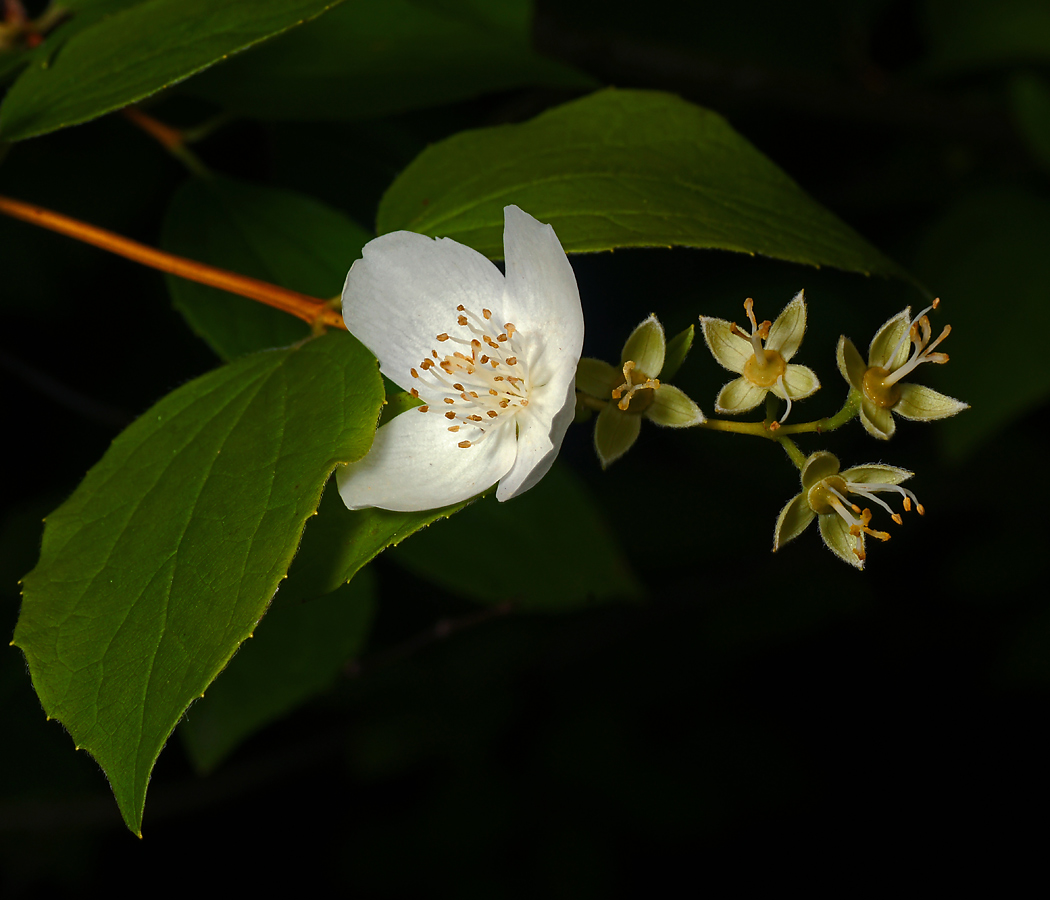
[
  {"left": 700, "top": 291, "right": 820, "bottom": 422},
  {"left": 336, "top": 206, "right": 584, "bottom": 512}
]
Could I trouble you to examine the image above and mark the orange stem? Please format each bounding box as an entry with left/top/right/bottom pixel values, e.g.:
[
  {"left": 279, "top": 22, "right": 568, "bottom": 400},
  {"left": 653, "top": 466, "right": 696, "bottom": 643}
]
[
  {"left": 122, "top": 107, "right": 185, "bottom": 153},
  {"left": 0, "top": 194, "right": 346, "bottom": 330}
]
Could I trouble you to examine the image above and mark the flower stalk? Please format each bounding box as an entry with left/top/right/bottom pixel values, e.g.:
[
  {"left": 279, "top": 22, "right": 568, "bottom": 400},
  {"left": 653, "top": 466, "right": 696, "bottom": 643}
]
[{"left": 0, "top": 193, "right": 344, "bottom": 330}]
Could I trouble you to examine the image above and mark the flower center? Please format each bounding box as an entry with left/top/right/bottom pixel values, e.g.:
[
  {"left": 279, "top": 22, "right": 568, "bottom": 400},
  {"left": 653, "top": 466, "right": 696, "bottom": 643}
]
[
  {"left": 611, "top": 360, "right": 659, "bottom": 413},
  {"left": 732, "top": 297, "right": 787, "bottom": 387},
  {"left": 865, "top": 298, "right": 952, "bottom": 405},
  {"left": 861, "top": 366, "right": 902, "bottom": 408},
  {"left": 408, "top": 304, "right": 529, "bottom": 449}
]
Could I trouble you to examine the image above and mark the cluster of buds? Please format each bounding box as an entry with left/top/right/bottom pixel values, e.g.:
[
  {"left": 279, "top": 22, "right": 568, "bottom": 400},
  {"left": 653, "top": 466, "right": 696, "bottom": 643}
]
[{"left": 575, "top": 292, "right": 967, "bottom": 569}]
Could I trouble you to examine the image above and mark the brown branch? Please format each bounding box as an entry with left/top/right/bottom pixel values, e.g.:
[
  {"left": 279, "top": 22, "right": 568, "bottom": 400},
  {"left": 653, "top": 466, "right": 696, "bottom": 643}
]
[{"left": 0, "top": 194, "right": 346, "bottom": 331}]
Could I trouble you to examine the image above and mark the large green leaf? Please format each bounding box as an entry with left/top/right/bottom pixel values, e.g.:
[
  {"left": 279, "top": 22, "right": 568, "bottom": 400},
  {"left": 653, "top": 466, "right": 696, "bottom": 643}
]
[
  {"left": 377, "top": 89, "right": 910, "bottom": 280},
  {"left": 12, "top": 331, "right": 384, "bottom": 835},
  {"left": 162, "top": 175, "right": 371, "bottom": 361},
  {"left": 0, "top": 0, "right": 349, "bottom": 141},
  {"left": 179, "top": 568, "right": 376, "bottom": 775},
  {"left": 185, "top": 0, "right": 593, "bottom": 121},
  {"left": 389, "top": 462, "right": 642, "bottom": 612}
]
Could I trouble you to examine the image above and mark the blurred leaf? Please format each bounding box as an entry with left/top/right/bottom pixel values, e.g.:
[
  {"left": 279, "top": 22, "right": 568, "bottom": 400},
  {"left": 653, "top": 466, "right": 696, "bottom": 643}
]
[
  {"left": 179, "top": 568, "right": 376, "bottom": 774},
  {"left": 0, "top": 0, "right": 349, "bottom": 141},
  {"left": 12, "top": 331, "right": 385, "bottom": 835},
  {"left": 914, "top": 185, "right": 1050, "bottom": 459},
  {"left": 0, "top": 48, "right": 29, "bottom": 86},
  {"left": 378, "top": 89, "right": 912, "bottom": 281},
  {"left": 389, "top": 463, "right": 642, "bottom": 612},
  {"left": 186, "top": 0, "right": 594, "bottom": 121},
  {"left": 162, "top": 175, "right": 371, "bottom": 361},
  {"left": 924, "top": 0, "right": 1050, "bottom": 73},
  {"left": 1009, "top": 72, "right": 1050, "bottom": 171}
]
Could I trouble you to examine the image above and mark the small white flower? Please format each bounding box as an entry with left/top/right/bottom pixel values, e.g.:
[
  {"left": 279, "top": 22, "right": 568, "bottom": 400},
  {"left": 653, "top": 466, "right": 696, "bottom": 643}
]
[
  {"left": 337, "top": 206, "right": 584, "bottom": 512},
  {"left": 700, "top": 291, "right": 820, "bottom": 422}
]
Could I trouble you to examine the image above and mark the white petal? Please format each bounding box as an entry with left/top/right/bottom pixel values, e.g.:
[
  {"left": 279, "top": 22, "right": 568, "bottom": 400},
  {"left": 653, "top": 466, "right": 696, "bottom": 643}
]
[
  {"left": 715, "top": 376, "right": 766, "bottom": 413},
  {"left": 868, "top": 308, "right": 911, "bottom": 370},
  {"left": 700, "top": 317, "right": 751, "bottom": 373},
  {"left": 500, "top": 205, "right": 584, "bottom": 374},
  {"left": 496, "top": 378, "right": 576, "bottom": 501},
  {"left": 337, "top": 408, "right": 517, "bottom": 512},
  {"left": 894, "top": 383, "right": 969, "bottom": 421},
  {"left": 341, "top": 230, "right": 507, "bottom": 393},
  {"left": 766, "top": 290, "right": 806, "bottom": 361}
]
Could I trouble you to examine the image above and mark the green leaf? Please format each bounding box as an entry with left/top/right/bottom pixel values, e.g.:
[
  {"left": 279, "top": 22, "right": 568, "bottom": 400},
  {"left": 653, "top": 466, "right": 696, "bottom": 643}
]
[
  {"left": 179, "top": 568, "right": 376, "bottom": 774},
  {"left": 377, "top": 89, "right": 910, "bottom": 280},
  {"left": 390, "top": 463, "right": 642, "bottom": 611},
  {"left": 0, "top": 0, "right": 349, "bottom": 141},
  {"left": 12, "top": 331, "right": 385, "bottom": 835},
  {"left": 185, "top": 0, "right": 594, "bottom": 121},
  {"left": 161, "top": 175, "right": 372, "bottom": 361}
]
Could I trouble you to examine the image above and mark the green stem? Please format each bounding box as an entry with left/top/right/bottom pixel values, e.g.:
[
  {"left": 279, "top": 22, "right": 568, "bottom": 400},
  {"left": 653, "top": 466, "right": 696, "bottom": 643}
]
[
  {"left": 777, "top": 436, "right": 806, "bottom": 469},
  {"left": 697, "top": 390, "right": 861, "bottom": 440}
]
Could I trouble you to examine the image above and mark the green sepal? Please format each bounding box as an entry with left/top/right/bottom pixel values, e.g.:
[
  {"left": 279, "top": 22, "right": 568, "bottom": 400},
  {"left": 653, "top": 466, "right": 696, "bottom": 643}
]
[{"left": 661, "top": 324, "right": 694, "bottom": 381}]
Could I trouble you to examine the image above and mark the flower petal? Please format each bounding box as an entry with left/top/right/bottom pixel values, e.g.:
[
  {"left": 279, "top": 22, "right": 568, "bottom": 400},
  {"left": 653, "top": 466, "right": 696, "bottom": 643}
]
[
  {"left": 894, "top": 383, "right": 969, "bottom": 421},
  {"left": 836, "top": 336, "right": 867, "bottom": 391},
  {"left": 859, "top": 399, "right": 896, "bottom": 440},
  {"left": 341, "top": 230, "right": 507, "bottom": 393},
  {"left": 620, "top": 314, "right": 666, "bottom": 377},
  {"left": 715, "top": 376, "right": 766, "bottom": 413},
  {"left": 777, "top": 364, "right": 820, "bottom": 401},
  {"left": 576, "top": 357, "right": 622, "bottom": 399},
  {"left": 868, "top": 308, "right": 911, "bottom": 370},
  {"left": 819, "top": 513, "right": 864, "bottom": 569},
  {"left": 700, "top": 317, "right": 751, "bottom": 373},
  {"left": 765, "top": 290, "right": 806, "bottom": 361},
  {"left": 501, "top": 205, "right": 584, "bottom": 380},
  {"left": 773, "top": 492, "right": 816, "bottom": 550},
  {"left": 646, "top": 384, "right": 705, "bottom": 427},
  {"left": 593, "top": 402, "right": 642, "bottom": 468},
  {"left": 496, "top": 378, "right": 576, "bottom": 500},
  {"left": 801, "top": 451, "right": 841, "bottom": 491},
  {"left": 337, "top": 407, "right": 517, "bottom": 511},
  {"left": 840, "top": 464, "right": 912, "bottom": 486}
]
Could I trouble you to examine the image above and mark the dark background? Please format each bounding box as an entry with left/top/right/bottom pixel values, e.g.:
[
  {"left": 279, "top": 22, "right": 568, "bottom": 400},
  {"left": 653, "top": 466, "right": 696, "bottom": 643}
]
[{"left": 2, "top": 0, "right": 1047, "bottom": 893}]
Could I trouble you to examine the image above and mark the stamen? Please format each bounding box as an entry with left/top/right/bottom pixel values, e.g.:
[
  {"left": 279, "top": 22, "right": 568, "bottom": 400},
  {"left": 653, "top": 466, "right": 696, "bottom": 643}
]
[
  {"left": 613, "top": 360, "right": 660, "bottom": 411},
  {"left": 883, "top": 300, "right": 952, "bottom": 386},
  {"left": 407, "top": 302, "right": 532, "bottom": 445}
]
